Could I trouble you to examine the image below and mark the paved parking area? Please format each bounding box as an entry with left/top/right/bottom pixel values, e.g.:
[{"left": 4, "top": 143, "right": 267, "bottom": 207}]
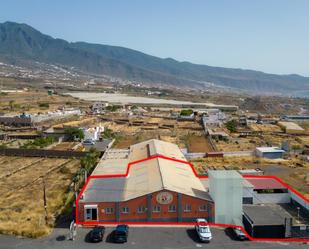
[{"left": 0, "top": 227, "right": 308, "bottom": 249}]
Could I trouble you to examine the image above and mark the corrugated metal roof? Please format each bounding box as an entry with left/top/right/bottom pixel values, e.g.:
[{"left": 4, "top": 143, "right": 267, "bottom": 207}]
[
  {"left": 82, "top": 177, "right": 126, "bottom": 202},
  {"left": 128, "top": 139, "right": 187, "bottom": 162},
  {"left": 82, "top": 139, "right": 212, "bottom": 202},
  {"left": 246, "top": 178, "right": 287, "bottom": 190}
]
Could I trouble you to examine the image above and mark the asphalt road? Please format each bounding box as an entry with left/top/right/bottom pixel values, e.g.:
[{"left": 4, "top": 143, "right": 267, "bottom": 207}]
[{"left": 0, "top": 227, "right": 308, "bottom": 249}]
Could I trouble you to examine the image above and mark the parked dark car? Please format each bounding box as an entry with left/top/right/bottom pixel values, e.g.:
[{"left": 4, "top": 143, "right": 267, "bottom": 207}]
[
  {"left": 231, "top": 227, "right": 247, "bottom": 240},
  {"left": 89, "top": 226, "right": 105, "bottom": 242},
  {"left": 113, "top": 224, "right": 129, "bottom": 243}
]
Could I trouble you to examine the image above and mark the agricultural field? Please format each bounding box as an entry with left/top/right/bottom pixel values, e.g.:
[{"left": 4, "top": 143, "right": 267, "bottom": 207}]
[
  {"left": 0, "top": 90, "right": 89, "bottom": 115},
  {"left": 299, "top": 136, "right": 309, "bottom": 145},
  {"left": 0, "top": 139, "right": 30, "bottom": 148},
  {"left": 105, "top": 114, "right": 205, "bottom": 150},
  {"left": 215, "top": 132, "right": 307, "bottom": 152},
  {"left": 215, "top": 136, "right": 263, "bottom": 151},
  {"left": 249, "top": 123, "right": 282, "bottom": 133},
  {"left": 262, "top": 134, "right": 305, "bottom": 149},
  {"left": 0, "top": 156, "right": 80, "bottom": 237},
  {"left": 106, "top": 121, "right": 142, "bottom": 134},
  {"left": 186, "top": 135, "right": 215, "bottom": 153},
  {"left": 51, "top": 142, "right": 81, "bottom": 151}
]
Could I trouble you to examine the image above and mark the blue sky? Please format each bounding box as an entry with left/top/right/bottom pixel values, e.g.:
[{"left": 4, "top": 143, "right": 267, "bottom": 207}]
[{"left": 1, "top": 0, "right": 309, "bottom": 76}]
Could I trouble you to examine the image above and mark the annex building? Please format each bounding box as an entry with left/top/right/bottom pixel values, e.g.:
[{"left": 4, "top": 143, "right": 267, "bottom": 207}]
[{"left": 78, "top": 139, "right": 215, "bottom": 223}]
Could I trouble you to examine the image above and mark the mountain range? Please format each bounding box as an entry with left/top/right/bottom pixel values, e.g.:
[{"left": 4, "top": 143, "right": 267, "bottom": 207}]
[{"left": 0, "top": 21, "right": 308, "bottom": 96}]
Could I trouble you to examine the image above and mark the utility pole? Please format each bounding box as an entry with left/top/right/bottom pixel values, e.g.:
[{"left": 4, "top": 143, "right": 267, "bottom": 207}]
[{"left": 43, "top": 177, "right": 48, "bottom": 225}]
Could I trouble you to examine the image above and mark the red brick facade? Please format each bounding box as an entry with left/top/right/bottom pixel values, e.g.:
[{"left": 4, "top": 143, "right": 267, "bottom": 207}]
[{"left": 79, "top": 190, "right": 214, "bottom": 223}]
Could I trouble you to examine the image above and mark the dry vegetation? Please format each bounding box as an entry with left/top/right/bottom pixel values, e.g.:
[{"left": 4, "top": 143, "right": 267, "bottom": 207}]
[
  {"left": 52, "top": 117, "right": 98, "bottom": 129},
  {"left": 215, "top": 132, "right": 307, "bottom": 152},
  {"left": 249, "top": 123, "right": 282, "bottom": 133},
  {"left": 0, "top": 156, "right": 80, "bottom": 237},
  {"left": 191, "top": 156, "right": 309, "bottom": 196},
  {"left": 0, "top": 90, "right": 89, "bottom": 115},
  {"left": 51, "top": 142, "right": 80, "bottom": 151},
  {"left": 105, "top": 115, "right": 205, "bottom": 150},
  {"left": 215, "top": 136, "right": 261, "bottom": 151},
  {"left": 186, "top": 134, "right": 214, "bottom": 152}
]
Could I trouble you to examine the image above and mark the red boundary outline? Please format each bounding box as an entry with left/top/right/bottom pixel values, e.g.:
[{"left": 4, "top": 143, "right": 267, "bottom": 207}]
[{"left": 75, "top": 154, "right": 309, "bottom": 242}]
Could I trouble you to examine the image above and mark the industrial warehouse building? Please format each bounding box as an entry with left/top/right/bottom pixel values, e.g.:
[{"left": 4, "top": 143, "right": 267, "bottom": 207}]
[
  {"left": 78, "top": 139, "right": 215, "bottom": 223},
  {"left": 77, "top": 139, "right": 309, "bottom": 238}
]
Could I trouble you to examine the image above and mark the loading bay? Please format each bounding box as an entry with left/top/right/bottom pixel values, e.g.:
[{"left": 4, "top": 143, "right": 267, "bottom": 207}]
[{"left": 0, "top": 227, "right": 308, "bottom": 249}]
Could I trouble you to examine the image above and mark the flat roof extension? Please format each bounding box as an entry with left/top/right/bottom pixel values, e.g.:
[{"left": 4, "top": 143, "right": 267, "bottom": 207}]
[
  {"left": 244, "top": 204, "right": 292, "bottom": 226},
  {"left": 246, "top": 178, "right": 287, "bottom": 190}
]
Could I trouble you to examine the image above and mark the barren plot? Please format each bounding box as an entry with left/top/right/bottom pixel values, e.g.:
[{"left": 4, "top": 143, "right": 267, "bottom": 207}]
[
  {"left": 0, "top": 156, "right": 80, "bottom": 237},
  {"left": 263, "top": 134, "right": 304, "bottom": 148},
  {"left": 191, "top": 157, "right": 309, "bottom": 195},
  {"left": 107, "top": 122, "right": 141, "bottom": 134},
  {"left": 0, "top": 91, "right": 86, "bottom": 115},
  {"left": 0, "top": 158, "right": 69, "bottom": 196},
  {"left": 51, "top": 142, "right": 80, "bottom": 150},
  {"left": 0, "top": 157, "right": 45, "bottom": 179},
  {"left": 299, "top": 136, "right": 309, "bottom": 145},
  {"left": 215, "top": 137, "right": 262, "bottom": 151},
  {"left": 159, "top": 135, "right": 178, "bottom": 144},
  {"left": 187, "top": 135, "right": 215, "bottom": 153},
  {"left": 249, "top": 123, "right": 282, "bottom": 133}
]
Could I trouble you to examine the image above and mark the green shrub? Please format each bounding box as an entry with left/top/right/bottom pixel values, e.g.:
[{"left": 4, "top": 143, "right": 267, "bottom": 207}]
[
  {"left": 38, "top": 102, "right": 49, "bottom": 108},
  {"left": 106, "top": 105, "right": 122, "bottom": 112},
  {"left": 64, "top": 127, "right": 84, "bottom": 141},
  {"left": 225, "top": 120, "right": 238, "bottom": 133},
  {"left": 0, "top": 144, "right": 7, "bottom": 149},
  {"left": 102, "top": 128, "right": 115, "bottom": 139},
  {"left": 21, "top": 137, "right": 55, "bottom": 149},
  {"left": 180, "top": 109, "right": 193, "bottom": 116}
]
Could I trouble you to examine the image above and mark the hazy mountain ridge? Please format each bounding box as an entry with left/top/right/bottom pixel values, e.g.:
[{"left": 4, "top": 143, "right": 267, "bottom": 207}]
[{"left": 0, "top": 21, "right": 308, "bottom": 95}]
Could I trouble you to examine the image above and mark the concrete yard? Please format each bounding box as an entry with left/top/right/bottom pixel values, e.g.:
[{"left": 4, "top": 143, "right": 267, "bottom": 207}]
[{"left": 0, "top": 227, "right": 307, "bottom": 249}]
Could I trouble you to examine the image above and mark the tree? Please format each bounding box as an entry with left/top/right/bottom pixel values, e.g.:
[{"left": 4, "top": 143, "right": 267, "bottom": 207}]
[
  {"left": 38, "top": 102, "right": 50, "bottom": 109},
  {"left": 64, "top": 127, "right": 84, "bottom": 141},
  {"left": 80, "top": 148, "right": 100, "bottom": 174},
  {"left": 106, "top": 105, "right": 122, "bottom": 112},
  {"left": 225, "top": 120, "right": 238, "bottom": 133},
  {"left": 180, "top": 109, "right": 193, "bottom": 116},
  {"left": 21, "top": 137, "right": 55, "bottom": 149},
  {"left": 102, "top": 128, "right": 115, "bottom": 139},
  {"left": 9, "top": 100, "right": 15, "bottom": 110}
]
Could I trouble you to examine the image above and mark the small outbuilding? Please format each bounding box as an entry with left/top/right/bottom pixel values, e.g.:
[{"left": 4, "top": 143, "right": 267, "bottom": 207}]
[
  {"left": 255, "top": 147, "right": 285, "bottom": 159},
  {"left": 243, "top": 204, "right": 293, "bottom": 238}
]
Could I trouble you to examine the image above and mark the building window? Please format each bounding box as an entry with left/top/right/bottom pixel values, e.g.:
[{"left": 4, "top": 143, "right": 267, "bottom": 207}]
[
  {"left": 84, "top": 205, "right": 98, "bottom": 220},
  {"left": 121, "top": 207, "right": 129, "bottom": 214},
  {"left": 168, "top": 205, "right": 176, "bottom": 212},
  {"left": 183, "top": 204, "right": 192, "bottom": 212},
  {"left": 152, "top": 205, "right": 161, "bottom": 213},
  {"left": 105, "top": 207, "right": 114, "bottom": 214},
  {"left": 137, "top": 206, "right": 146, "bottom": 213},
  {"left": 199, "top": 205, "right": 207, "bottom": 212}
]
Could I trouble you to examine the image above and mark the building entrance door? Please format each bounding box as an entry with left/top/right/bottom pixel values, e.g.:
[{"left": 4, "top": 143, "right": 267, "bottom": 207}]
[{"left": 85, "top": 205, "right": 98, "bottom": 221}]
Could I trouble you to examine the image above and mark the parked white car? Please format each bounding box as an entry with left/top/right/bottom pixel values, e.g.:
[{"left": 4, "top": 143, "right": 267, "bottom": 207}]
[{"left": 195, "top": 218, "right": 212, "bottom": 242}]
